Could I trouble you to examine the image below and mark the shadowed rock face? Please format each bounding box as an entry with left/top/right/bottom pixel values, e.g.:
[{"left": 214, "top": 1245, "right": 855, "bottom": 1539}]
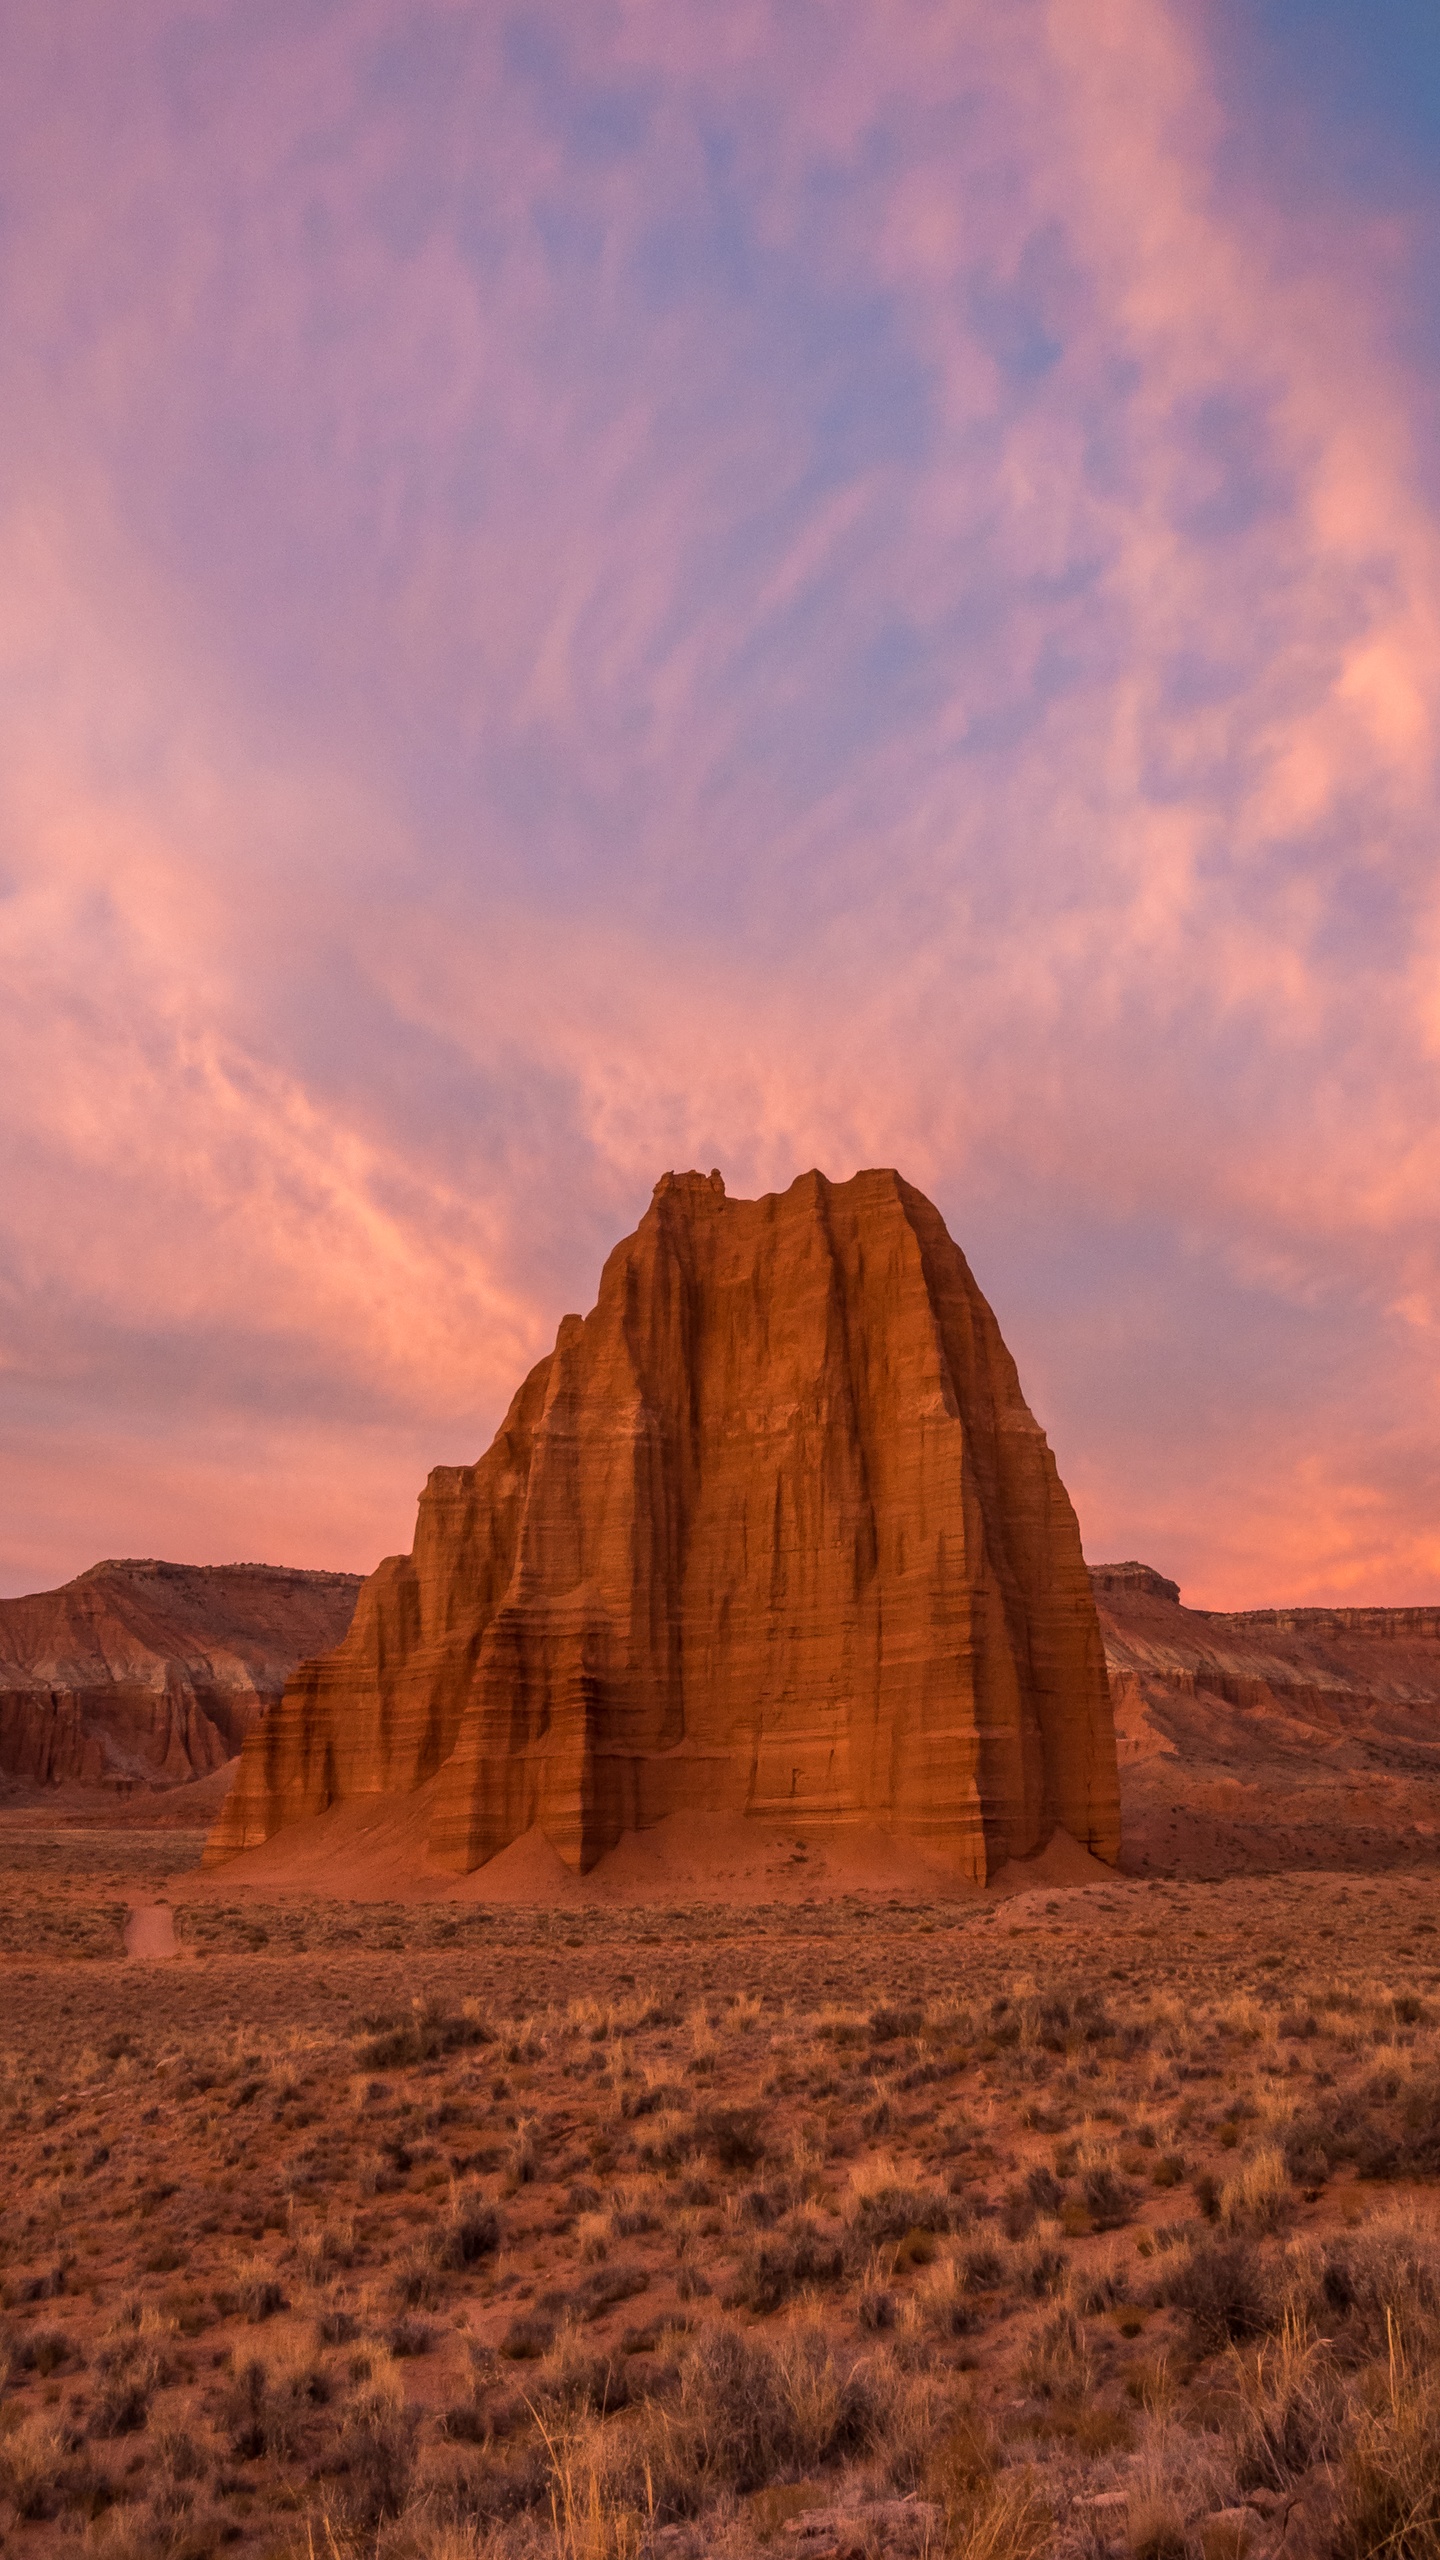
[
  {"left": 0, "top": 1560, "right": 364, "bottom": 1792},
  {"left": 208, "top": 1169, "right": 1120, "bottom": 1881}
]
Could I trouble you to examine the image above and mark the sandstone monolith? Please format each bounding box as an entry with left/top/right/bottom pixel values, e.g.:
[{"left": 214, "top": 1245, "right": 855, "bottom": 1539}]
[{"left": 208, "top": 1169, "right": 1120, "bottom": 1880}]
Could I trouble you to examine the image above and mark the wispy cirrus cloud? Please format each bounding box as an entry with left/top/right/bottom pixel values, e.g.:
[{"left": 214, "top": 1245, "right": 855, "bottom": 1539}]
[{"left": 1, "top": 0, "right": 1438, "bottom": 1601}]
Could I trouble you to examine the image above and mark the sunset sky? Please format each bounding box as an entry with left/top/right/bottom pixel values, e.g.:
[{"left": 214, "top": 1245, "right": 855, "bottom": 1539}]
[{"left": 3, "top": 0, "right": 1439, "bottom": 1607}]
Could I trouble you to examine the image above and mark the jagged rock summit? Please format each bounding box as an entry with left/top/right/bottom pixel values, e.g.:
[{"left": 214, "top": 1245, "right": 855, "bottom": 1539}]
[{"left": 208, "top": 1169, "right": 1120, "bottom": 1883}]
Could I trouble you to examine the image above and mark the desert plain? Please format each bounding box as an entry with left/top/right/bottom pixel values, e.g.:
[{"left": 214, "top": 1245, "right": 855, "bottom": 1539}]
[{"left": 5, "top": 1799, "right": 1440, "bottom": 2560}]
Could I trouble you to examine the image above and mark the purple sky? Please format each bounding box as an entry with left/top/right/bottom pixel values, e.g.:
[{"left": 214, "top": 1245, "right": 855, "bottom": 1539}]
[{"left": 3, "top": 0, "right": 1439, "bottom": 1607}]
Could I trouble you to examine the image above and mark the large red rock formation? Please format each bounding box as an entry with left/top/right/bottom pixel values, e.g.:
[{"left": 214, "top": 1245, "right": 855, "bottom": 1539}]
[
  {"left": 0, "top": 1560, "right": 362, "bottom": 1793},
  {"left": 1092, "top": 1563, "right": 1440, "bottom": 1874},
  {"left": 209, "top": 1169, "right": 1120, "bottom": 1881}
]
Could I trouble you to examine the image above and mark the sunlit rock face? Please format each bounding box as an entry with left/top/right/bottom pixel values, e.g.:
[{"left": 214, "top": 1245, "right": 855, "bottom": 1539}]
[{"left": 208, "top": 1169, "right": 1119, "bottom": 1880}]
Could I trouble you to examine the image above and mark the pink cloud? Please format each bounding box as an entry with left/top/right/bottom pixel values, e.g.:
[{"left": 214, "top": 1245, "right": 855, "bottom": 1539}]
[{"left": 0, "top": 0, "right": 1437, "bottom": 1602}]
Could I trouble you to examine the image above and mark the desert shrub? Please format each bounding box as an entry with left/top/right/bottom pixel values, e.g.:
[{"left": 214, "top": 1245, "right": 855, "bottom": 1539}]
[
  {"left": 724, "top": 2213, "right": 846, "bottom": 2314},
  {"left": 0, "top": 2418, "right": 71, "bottom": 2521},
  {"left": 500, "top": 2314, "right": 556, "bottom": 2361},
  {"left": 1332, "top": 2335, "right": 1440, "bottom": 2560},
  {"left": 392, "top": 2250, "right": 442, "bottom": 2308},
  {"left": 537, "top": 2322, "right": 878, "bottom": 2522},
  {"left": 1312, "top": 2208, "right": 1440, "bottom": 2364},
  {"left": 961, "top": 2242, "right": 1007, "bottom": 2292},
  {"left": 951, "top": 2474, "right": 1050, "bottom": 2560},
  {"left": 910, "top": 2254, "right": 979, "bottom": 2336},
  {"left": 847, "top": 2178, "right": 955, "bottom": 2254},
  {"left": 1018, "top": 2306, "right": 1091, "bottom": 2400},
  {"left": 10, "top": 2324, "right": 75, "bottom": 2376},
  {"left": 1219, "top": 2144, "right": 1291, "bottom": 2236},
  {"left": 295, "top": 2216, "right": 355, "bottom": 2282},
  {"left": 1231, "top": 2315, "right": 1345, "bottom": 2492},
  {"left": 696, "top": 2106, "right": 766, "bottom": 2171},
  {"left": 220, "top": 2256, "right": 286, "bottom": 2322},
  {"left": 428, "top": 2188, "right": 502, "bottom": 2270},
  {"left": 634, "top": 2111, "right": 695, "bottom": 2170},
  {"left": 857, "top": 2252, "right": 898, "bottom": 2330},
  {"left": 527, "top": 2321, "right": 634, "bottom": 2421},
  {"left": 386, "top": 2315, "right": 435, "bottom": 2358},
  {"left": 12, "top": 2259, "right": 72, "bottom": 2304},
  {"left": 1284, "top": 2074, "right": 1440, "bottom": 2190},
  {"left": 1395, "top": 2070, "right": 1440, "bottom": 2178},
  {"left": 327, "top": 2385, "right": 417, "bottom": 2528},
  {"left": 1124, "top": 2420, "right": 1236, "bottom": 2558},
  {"left": 89, "top": 2311, "right": 178, "bottom": 2431},
  {"left": 570, "top": 2263, "right": 650, "bottom": 2322},
  {"left": 620, "top": 2078, "right": 690, "bottom": 2118},
  {"left": 611, "top": 2196, "right": 665, "bottom": 2238},
  {"left": 1002, "top": 2183, "right": 1037, "bottom": 2240},
  {"left": 740, "top": 2175, "right": 803, "bottom": 2227},
  {"left": 220, "top": 2327, "right": 332, "bottom": 2461},
  {"left": 674, "top": 2321, "right": 880, "bottom": 2495},
  {"left": 221, "top": 2356, "right": 274, "bottom": 2461},
  {"left": 504, "top": 2120, "right": 538, "bottom": 2185},
  {"left": 89, "top": 2374, "right": 152, "bottom": 2437},
  {"left": 151, "top": 2421, "right": 206, "bottom": 2485},
  {"left": 869, "top": 2005, "right": 924, "bottom": 2043},
  {"left": 1083, "top": 2164, "right": 1139, "bottom": 2230},
  {"left": 1154, "top": 2234, "right": 1278, "bottom": 2351},
  {"left": 1283, "top": 2093, "right": 1376, "bottom": 2183},
  {"left": 1015, "top": 2241, "right": 1069, "bottom": 2299},
  {"left": 356, "top": 1995, "right": 492, "bottom": 2070},
  {"left": 1025, "top": 2164, "right": 1066, "bottom": 2215}
]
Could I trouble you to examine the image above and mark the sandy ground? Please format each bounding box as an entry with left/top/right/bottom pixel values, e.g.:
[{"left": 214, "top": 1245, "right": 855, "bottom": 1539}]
[
  {"left": 124, "top": 1901, "right": 180, "bottom": 1960},
  {"left": 181, "top": 1793, "right": 1115, "bottom": 1911}
]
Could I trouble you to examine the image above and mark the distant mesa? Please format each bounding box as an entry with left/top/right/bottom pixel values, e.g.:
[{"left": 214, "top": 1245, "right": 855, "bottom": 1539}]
[
  {"left": 1088, "top": 1561, "right": 1181, "bottom": 1605},
  {"left": 1092, "top": 1562, "right": 1440, "bottom": 1879},
  {"left": 0, "top": 1559, "right": 363, "bottom": 1796},
  {"left": 208, "top": 1167, "right": 1122, "bottom": 1885}
]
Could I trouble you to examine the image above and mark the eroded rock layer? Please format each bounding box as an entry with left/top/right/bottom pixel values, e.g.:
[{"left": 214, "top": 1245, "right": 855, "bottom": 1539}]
[
  {"left": 0, "top": 1560, "right": 363, "bottom": 1792},
  {"left": 1093, "top": 1564, "right": 1440, "bottom": 1874},
  {"left": 209, "top": 1169, "right": 1120, "bottom": 1880}
]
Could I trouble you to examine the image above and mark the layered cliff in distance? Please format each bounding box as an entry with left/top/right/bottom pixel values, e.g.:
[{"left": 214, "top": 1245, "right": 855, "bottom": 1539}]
[
  {"left": 0, "top": 1560, "right": 363, "bottom": 1794},
  {"left": 210, "top": 1168, "right": 1120, "bottom": 1884},
  {"left": 1092, "top": 1563, "right": 1440, "bottom": 1874}
]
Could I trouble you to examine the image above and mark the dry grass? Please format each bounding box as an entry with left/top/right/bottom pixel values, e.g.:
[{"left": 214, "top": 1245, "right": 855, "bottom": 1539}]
[{"left": 4, "top": 1845, "right": 1440, "bottom": 2559}]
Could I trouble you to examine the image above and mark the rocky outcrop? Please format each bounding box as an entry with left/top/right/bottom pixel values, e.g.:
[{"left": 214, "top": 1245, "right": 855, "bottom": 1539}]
[
  {"left": 1090, "top": 1565, "right": 1440, "bottom": 1874},
  {"left": 210, "top": 1168, "right": 1120, "bottom": 1882},
  {"left": 0, "top": 1560, "right": 363, "bottom": 1793},
  {"left": 1089, "top": 1561, "right": 1179, "bottom": 1606}
]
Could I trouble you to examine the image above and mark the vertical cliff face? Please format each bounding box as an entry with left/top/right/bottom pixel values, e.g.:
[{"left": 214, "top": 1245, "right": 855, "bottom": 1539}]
[{"left": 208, "top": 1169, "right": 1119, "bottom": 1880}]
